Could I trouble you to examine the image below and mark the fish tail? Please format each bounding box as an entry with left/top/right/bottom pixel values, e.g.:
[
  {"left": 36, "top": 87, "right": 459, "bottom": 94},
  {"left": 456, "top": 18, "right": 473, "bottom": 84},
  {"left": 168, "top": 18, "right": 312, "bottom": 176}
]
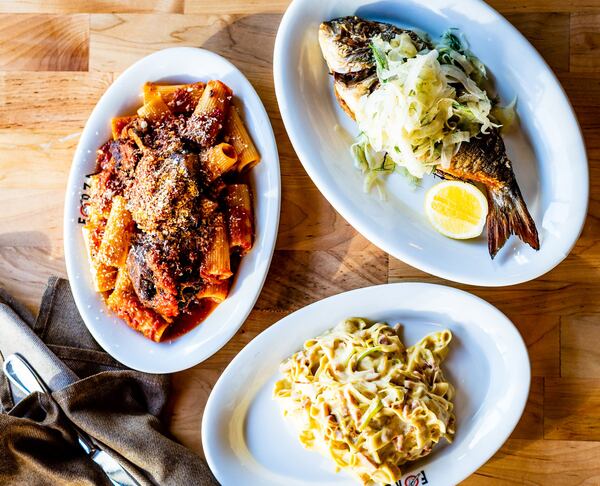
[{"left": 487, "top": 184, "right": 540, "bottom": 258}]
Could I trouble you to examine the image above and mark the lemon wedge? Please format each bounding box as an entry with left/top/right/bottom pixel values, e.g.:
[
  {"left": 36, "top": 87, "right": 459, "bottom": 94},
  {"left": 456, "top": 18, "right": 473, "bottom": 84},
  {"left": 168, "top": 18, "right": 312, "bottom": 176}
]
[{"left": 425, "top": 181, "right": 488, "bottom": 239}]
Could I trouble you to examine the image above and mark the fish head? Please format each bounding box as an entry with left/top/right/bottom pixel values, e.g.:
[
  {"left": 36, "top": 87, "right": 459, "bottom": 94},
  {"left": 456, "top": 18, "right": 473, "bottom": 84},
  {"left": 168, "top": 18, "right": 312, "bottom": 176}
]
[
  {"left": 319, "top": 16, "right": 429, "bottom": 75},
  {"left": 319, "top": 16, "right": 380, "bottom": 74}
]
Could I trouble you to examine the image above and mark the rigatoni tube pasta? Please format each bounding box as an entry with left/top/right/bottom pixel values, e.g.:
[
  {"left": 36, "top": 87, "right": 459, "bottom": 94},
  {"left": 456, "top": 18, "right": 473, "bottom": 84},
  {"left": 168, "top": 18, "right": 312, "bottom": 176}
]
[
  {"left": 201, "top": 212, "right": 233, "bottom": 280},
  {"left": 143, "top": 81, "right": 205, "bottom": 107},
  {"left": 226, "top": 106, "right": 261, "bottom": 171},
  {"left": 225, "top": 184, "right": 253, "bottom": 254},
  {"left": 107, "top": 266, "right": 170, "bottom": 342},
  {"left": 83, "top": 79, "right": 260, "bottom": 341},
  {"left": 273, "top": 318, "right": 455, "bottom": 485},
  {"left": 202, "top": 143, "right": 238, "bottom": 181},
  {"left": 97, "top": 196, "right": 134, "bottom": 268}
]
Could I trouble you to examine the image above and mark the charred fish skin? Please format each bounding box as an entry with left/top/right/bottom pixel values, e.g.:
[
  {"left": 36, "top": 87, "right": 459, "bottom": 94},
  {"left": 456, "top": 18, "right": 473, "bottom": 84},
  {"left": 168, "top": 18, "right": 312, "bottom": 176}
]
[
  {"left": 319, "top": 16, "right": 429, "bottom": 118},
  {"left": 332, "top": 70, "right": 379, "bottom": 119},
  {"left": 319, "top": 16, "right": 540, "bottom": 257},
  {"left": 319, "top": 16, "right": 430, "bottom": 74},
  {"left": 438, "top": 130, "right": 540, "bottom": 258}
]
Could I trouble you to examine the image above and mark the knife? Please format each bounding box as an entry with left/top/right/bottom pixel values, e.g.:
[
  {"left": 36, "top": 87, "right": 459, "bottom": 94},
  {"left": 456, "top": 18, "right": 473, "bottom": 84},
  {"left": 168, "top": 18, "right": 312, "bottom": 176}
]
[{"left": 3, "top": 353, "right": 141, "bottom": 486}]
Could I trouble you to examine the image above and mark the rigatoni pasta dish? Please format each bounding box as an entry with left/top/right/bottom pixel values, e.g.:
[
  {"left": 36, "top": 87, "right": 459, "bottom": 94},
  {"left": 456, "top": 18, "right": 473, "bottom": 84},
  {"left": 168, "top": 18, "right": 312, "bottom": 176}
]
[
  {"left": 273, "top": 318, "right": 455, "bottom": 485},
  {"left": 83, "top": 80, "right": 260, "bottom": 341}
]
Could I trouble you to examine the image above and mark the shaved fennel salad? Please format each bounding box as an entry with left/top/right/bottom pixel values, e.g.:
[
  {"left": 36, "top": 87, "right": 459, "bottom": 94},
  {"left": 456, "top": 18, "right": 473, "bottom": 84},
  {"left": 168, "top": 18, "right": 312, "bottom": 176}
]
[{"left": 351, "top": 29, "right": 515, "bottom": 195}]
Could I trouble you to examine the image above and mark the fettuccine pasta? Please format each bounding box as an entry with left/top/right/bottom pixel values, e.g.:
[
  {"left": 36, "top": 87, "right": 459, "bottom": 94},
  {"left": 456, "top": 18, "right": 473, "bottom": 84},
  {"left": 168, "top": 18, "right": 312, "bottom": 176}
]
[{"left": 273, "top": 318, "right": 455, "bottom": 485}]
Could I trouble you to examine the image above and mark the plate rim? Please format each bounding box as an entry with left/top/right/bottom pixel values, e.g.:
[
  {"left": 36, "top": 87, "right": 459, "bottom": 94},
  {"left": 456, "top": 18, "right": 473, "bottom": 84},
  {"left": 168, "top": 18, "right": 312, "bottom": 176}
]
[
  {"left": 202, "top": 281, "right": 531, "bottom": 485},
  {"left": 63, "top": 46, "right": 281, "bottom": 373},
  {"left": 273, "top": 0, "right": 589, "bottom": 287}
]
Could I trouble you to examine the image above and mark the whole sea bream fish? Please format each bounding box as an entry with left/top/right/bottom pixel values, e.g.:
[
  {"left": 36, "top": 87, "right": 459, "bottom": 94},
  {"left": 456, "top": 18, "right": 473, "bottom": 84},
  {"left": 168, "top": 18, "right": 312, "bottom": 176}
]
[{"left": 319, "top": 16, "right": 539, "bottom": 258}]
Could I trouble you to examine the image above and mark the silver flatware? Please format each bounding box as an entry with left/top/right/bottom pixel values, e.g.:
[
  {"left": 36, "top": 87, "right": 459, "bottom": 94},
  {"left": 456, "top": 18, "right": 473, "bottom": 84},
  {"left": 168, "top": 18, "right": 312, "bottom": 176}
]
[{"left": 3, "top": 353, "right": 141, "bottom": 486}]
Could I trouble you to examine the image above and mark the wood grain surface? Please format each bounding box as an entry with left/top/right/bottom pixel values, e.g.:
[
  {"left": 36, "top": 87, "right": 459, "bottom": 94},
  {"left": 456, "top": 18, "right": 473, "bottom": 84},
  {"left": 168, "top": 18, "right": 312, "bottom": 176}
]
[{"left": 0, "top": 1, "right": 598, "bottom": 484}]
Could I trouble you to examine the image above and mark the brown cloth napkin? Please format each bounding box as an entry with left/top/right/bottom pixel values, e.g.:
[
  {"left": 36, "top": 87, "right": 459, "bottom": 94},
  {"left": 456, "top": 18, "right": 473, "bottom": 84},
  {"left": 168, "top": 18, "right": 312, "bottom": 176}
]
[{"left": 0, "top": 277, "right": 219, "bottom": 486}]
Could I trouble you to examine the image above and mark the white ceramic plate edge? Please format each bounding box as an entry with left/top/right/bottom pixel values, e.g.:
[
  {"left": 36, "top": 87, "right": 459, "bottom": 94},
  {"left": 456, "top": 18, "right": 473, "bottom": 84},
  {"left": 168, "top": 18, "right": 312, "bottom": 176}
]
[
  {"left": 202, "top": 282, "right": 531, "bottom": 485},
  {"left": 64, "top": 47, "right": 281, "bottom": 373},
  {"left": 273, "top": 0, "right": 588, "bottom": 287}
]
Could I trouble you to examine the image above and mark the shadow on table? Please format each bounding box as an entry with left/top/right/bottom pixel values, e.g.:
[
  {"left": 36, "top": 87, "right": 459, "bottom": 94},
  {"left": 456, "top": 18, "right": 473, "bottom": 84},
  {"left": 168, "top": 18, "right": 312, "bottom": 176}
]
[{"left": 0, "top": 231, "right": 65, "bottom": 313}]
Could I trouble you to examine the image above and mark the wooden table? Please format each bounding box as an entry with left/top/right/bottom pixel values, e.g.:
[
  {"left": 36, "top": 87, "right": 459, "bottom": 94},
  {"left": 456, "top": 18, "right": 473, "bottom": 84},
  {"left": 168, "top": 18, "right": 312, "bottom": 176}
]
[{"left": 0, "top": 0, "right": 598, "bottom": 484}]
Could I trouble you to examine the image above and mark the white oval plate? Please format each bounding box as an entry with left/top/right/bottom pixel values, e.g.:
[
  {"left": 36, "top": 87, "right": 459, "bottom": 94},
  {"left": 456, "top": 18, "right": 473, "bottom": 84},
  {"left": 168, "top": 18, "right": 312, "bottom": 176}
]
[
  {"left": 64, "top": 47, "right": 280, "bottom": 373},
  {"left": 202, "top": 283, "right": 530, "bottom": 486},
  {"left": 273, "top": 0, "right": 588, "bottom": 286}
]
